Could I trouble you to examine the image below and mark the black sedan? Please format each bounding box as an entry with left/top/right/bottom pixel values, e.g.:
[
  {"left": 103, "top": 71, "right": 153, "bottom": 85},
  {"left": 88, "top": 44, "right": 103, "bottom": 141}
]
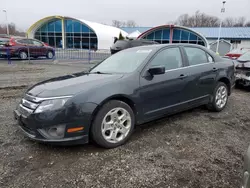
[{"left": 14, "top": 44, "right": 235, "bottom": 148}]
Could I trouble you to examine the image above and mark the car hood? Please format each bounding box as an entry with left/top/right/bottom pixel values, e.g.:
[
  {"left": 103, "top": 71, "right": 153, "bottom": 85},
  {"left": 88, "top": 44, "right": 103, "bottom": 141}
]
[{"left": 27, "top": 72, "right": 123, "bottom": 98}]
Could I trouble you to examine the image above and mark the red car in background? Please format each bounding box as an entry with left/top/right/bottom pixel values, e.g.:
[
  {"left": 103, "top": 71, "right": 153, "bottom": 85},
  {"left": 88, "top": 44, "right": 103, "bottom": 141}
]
[
  {"left": 0, "top": 37, "right": 55, "bottom": 60},
  {"left": 224, "top": 48, "right": 250, "bottom": 60}
]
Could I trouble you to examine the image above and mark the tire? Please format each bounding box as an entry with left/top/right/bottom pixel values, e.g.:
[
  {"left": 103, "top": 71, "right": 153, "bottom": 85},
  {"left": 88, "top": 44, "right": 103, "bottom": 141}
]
[
  {"left": 207, "top": 82, "right": 229, "bottom": 112},
  {"left": 46, "top": 51, "right": 54, "bottom": 59},
  {"left": 91, "top": 100, "right": 135, "bottom": 148},
  {"left": 19, "top": 51, "right": 28, "bottom": 60}
]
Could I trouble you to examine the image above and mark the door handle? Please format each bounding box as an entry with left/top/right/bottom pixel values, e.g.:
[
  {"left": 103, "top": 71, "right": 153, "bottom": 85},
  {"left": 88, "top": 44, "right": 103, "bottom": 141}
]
[{"left": 179, "top": 74, "right": 187, "bottom": 79}]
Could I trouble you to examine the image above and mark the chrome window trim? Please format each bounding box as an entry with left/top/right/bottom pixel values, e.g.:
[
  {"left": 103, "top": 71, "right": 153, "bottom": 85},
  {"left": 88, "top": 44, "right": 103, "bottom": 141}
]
[
  {"left": 164, "top": 62, "right": 214, "bottom": 73},
  {"left": 26, "top": 94, "right": 73, "bottom": 103}
]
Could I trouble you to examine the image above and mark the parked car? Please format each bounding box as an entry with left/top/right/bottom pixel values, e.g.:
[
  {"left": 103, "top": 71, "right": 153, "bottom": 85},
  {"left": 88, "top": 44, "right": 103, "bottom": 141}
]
[
  {"left": 0, "top": 37, "right": 55, "bottom": 59},
  {"left": 224, "top": 48, "right": 250, "bottom": 60},
  {"left": 235, "top": 51, "right": 250, "bottom": 89},
  {"left": 14, "top": 44, "right": 235, "bottom": 148},
  {"left": 243, "top": 145, "right": 250, "bottom": 188},
  {"left": 110, "top": 39, "right": 158, "bottom": 54}
]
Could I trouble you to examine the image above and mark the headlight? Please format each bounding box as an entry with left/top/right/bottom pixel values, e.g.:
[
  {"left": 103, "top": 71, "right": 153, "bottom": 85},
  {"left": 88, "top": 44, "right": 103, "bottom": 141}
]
[{"left": 35, "top": 97, "right": 71, "bottom": 113}]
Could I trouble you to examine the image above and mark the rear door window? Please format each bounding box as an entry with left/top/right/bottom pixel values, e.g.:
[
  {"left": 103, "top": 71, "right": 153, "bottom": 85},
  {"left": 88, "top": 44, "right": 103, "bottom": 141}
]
[
  {"left": 31, "top": 40, "right": 43, "bottom": 47},
  {"left": 184, "top": 47, "right": 210, "bottom": 66},
  {"left": 17, "top": 39, "right": 30, "bottom": 45}
]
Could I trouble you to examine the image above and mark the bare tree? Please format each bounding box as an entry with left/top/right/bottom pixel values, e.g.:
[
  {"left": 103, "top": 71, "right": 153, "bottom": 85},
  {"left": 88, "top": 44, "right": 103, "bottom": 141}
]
[
  {"left": 126, "top": 20, "right": 137, "bottom": 27},
  {"left": 112, "top": 20, "right": 126, "bottom": 28},
  {"left": 0, "top": 23, "right": 25, "bottom": 36},
  {"left": 245, "top": 21, "right": 250, "bottom": 27},
  {"left": 175, "top": 14, "right": 189, "bottom": 26},
  {"left": 234, "top": 17, "right": 246, "bottom": 27},
  {"left": 223, "top": 17, "right": 235, "bottom": 27},
  {"left": 223, "top": 17, "right": 247, "bottom": 27},
  {"left": 175, "top": 11, "right": 219, "bottom": 27}
]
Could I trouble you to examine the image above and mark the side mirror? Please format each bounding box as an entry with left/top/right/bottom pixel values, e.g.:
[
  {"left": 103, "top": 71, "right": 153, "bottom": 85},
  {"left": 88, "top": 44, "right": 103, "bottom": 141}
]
[{"left": 148, "top": 66, "right": 165, "bottom": 75}]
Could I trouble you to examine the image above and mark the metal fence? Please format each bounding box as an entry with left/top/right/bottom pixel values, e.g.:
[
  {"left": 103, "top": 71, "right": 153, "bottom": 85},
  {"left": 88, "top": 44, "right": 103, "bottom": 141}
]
[{"left": 0, "top": 46, "right": 111, "bottom": 63}]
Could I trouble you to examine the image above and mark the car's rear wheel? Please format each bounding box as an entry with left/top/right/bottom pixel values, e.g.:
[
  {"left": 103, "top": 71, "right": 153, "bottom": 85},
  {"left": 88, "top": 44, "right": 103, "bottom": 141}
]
[
  {"left": 207, "top": 82, "right": 228, "bottom": 112},
  {"left": 46, "top": 51, "right": 54, "bottom": 59},
  {"left": 19, "top": 51, "right": 28, "bottom": 60},
  {"left": 91, "top": 100, "right": 135, "bottom": 148}
]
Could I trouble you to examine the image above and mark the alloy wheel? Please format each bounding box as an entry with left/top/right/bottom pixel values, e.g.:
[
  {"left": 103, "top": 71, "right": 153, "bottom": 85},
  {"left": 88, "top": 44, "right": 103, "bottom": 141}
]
[
  {"left": 20, "top": 52, "right": 27, "bottom": 60},
  {"left": 101, "top": 107, "right": 132, "bottom": 143},
  {"left": 215, "top": 85, "right": 228, "bottom": 109}
]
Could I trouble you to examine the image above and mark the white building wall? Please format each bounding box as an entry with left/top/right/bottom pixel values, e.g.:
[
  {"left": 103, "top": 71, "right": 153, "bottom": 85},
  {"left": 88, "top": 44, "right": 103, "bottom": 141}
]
[
  {"left": 207, "top": 39, "right": 250, "bottom": 50},
  {"left": 238, "top": 40, "right": 250, "bottom": 49}
]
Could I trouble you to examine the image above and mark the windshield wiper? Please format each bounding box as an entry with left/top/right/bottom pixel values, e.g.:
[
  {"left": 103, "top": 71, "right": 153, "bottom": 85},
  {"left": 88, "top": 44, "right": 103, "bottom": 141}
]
[{"left": 89, "top": 71, "right": 111, "bottom": 74}]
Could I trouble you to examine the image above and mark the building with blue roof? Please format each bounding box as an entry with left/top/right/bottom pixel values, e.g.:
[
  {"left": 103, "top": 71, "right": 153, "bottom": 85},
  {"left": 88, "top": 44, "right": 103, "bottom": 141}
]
[{"left": 122, "top": 26, "right": 250, "bottom": 50}]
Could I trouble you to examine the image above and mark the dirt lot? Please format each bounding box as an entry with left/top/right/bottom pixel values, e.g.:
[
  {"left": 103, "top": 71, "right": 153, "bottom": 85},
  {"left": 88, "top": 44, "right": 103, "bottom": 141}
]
[{"left": 0, "top": 61, "right": 249, "bottom": 188}]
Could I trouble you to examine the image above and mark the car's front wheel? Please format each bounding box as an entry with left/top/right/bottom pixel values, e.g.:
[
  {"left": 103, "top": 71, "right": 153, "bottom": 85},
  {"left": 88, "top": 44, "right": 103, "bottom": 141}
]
[
  {"left": 207, "top": 82, "right": 228, "bottom": 112},
  {"left": 91, "top": 100, "right": 135, "bottom": 148}
]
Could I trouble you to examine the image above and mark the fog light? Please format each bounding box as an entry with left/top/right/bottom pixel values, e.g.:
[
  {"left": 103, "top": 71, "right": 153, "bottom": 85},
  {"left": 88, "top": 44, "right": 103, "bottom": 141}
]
[{"left": 38, "top": 124, "right": 66, "bottom": 139}]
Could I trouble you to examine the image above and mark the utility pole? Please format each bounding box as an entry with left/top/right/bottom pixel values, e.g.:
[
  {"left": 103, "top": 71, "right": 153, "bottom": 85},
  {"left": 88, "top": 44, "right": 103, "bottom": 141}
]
[{"left": 216, "top": 1, "right": 226, "bottom": 55}]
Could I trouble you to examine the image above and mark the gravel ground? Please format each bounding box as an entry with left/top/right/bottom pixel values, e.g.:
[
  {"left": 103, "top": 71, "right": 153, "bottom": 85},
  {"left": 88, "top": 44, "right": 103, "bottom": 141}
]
[{"left": 0, "top": 61, "right": 249, "bottom": 188}]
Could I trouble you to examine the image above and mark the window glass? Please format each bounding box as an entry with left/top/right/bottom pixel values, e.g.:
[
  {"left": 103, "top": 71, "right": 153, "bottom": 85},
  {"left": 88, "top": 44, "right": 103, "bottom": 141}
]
[
  {"left": 82, "top": 24, "right": 90, "bottom": 33},
  {"left": 154, "top": 30, "right": 162, "bottom": 40},
  {"left": 90, "top": 48, "right": 153, "bottom": 73},
  {"left": 32, "top": 40, "right": 43, "bottom": 46},
  {"left": 150, "top": 48, "right": 182, "bottom": 71},
  {"left": 17, "top": 39, "right": 30, "bottom": 45},
  {"left": 185, "top": 47, "right": 209, "bottom": 65},
  {"left": 162, "top": 29, "right": 170, "bottom": 40},
  {"left": 73, "top": 21, "right": 81, "bottom": 32},
  {"left": 173, "top": 29, "right": 181, "bottom": 40},
  {"left": 48, "top": 21, "right": 55, "bottom": 32},
  {"left": 55, "top": 20, "right": 62, "bottom": 32},
  {"left": 189, "top": 33, "right": 197, "bottom": 41}
]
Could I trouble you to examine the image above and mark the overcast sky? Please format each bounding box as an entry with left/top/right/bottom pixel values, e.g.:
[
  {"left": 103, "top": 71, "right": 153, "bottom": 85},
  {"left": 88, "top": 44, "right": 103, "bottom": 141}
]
[{"left": 1, "top": 0, "right": 250, "bottom": 31}]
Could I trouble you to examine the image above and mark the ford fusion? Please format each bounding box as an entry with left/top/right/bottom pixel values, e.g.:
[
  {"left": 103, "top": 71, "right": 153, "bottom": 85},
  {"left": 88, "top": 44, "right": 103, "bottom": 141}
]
[{"left": 14, "top": 44, "right": 235, "bottom": 148}]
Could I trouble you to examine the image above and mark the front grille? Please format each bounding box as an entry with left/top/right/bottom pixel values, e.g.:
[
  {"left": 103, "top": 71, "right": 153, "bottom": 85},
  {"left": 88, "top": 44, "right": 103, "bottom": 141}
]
[{"left": 19, "top": 94, "right": 41, "bottom": 115}]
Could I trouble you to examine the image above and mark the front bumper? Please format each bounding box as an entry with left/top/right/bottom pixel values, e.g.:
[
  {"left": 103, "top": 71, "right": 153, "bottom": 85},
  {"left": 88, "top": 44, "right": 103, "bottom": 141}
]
[{"left": 13, "top": 101, "right": 97, "bottom": 145}]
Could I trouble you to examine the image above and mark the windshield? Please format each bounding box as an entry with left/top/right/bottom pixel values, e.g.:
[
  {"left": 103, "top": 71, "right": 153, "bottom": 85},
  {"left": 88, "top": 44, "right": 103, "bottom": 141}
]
[
  {"left": 90, "top": 48, "right": 153, "bottom": 73},
  {"left": 238, "top": 51, "right": 250, "bottom": 61}
]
